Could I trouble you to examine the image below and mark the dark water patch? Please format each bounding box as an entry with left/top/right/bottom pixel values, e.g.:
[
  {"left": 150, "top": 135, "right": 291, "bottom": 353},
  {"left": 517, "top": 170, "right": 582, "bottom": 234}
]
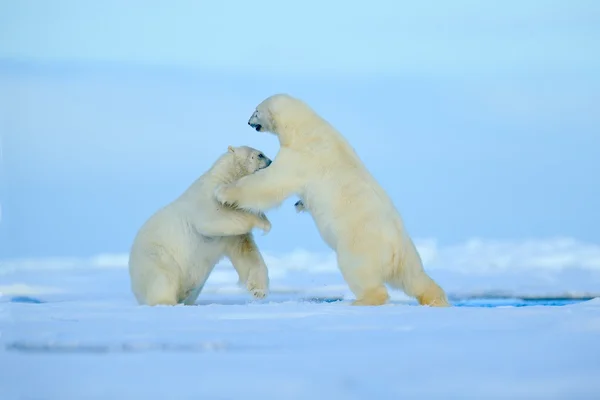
[
  {"left": 297, "top": 296, "right": 590, "bottom": 307},
  {"left": 195, "top": 294, "right": 346, "bottom": 306},
  {"left": 453, "top": 298, "right": 588, "bottom": 308},
  {"left": 134, "top": 295, "right": 596, "bottom": 308},
  {"left": 9, "top": 296, "right": 46, "bottom": 304},
  {"left": 5, "top": 340, "right": 240, "bottom": 354},
  {"left": 300, "top": 296, "right": 345, "bottom": 304},
  {"left": 4, "top": 294, "right": 593, "bottom": 308}
]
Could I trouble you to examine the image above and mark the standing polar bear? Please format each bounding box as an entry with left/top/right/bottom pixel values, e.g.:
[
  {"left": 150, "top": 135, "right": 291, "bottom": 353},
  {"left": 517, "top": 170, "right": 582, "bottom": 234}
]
[
  {"left": 215, "top": 94, "right": 450, "bottom": 307},
  {"left": 129, "top": 145, "right": 273, "bottom": 306}
]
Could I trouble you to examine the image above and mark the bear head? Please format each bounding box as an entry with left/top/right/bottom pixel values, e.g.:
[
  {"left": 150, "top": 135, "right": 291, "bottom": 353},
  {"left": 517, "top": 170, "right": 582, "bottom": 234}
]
[
  {"left": 247, "top": 93, "right": 316, "bottom": 139},
  {"left": 227, "top": 145, "right": 272, "bottom": 174}
]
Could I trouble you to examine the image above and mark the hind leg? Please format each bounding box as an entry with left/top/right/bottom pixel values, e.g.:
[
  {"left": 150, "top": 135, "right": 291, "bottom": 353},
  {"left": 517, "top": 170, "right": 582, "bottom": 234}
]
[
  {"left": 352, "top": 286, "right": 390, "bottom": 306},
  {"left": 337, "top": 249, "right": 389, "bottom": 306},
  {"left": 141, "top": 273, "right": 179, "bottom": 306},
  {"left": 388, "top": 250, "right": 450, "bottom": 307},
  {"left": 406, "top": 275, "right": 450, "bottom": 307},
  {"left": 130, "top": 252, "right": 180, "bottom": 306},
  {"left": 182, "top": 282, "right": 205, "bottom": 306}
]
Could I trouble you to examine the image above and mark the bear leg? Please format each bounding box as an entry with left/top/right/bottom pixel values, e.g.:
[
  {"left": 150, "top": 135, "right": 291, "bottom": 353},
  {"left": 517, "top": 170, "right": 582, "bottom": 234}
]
[
  {"left": 388, "top": 266, "right": 451, "bottom": 307},
  {"left": 413, "top": 279, "right": 451, "bottom": 307},
  {"left": 182, "top": 283, "right": 205, "bottom": 306},
  {"left": 225, "top": 234, "right": 269, "bottom": 299},
  {"left": 337, "top": 249, "right": 390, "bottom": 306},
  {"left": 351, "top": 286, "right": 390, "bottom": 306},
  {"left": 142, "top": 274, "right": 180, "bottom": 306}
]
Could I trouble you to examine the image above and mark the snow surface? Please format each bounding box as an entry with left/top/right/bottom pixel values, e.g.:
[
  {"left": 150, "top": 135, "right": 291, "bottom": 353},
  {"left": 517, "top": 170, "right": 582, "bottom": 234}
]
[{"left": 1, "top": 240, "right": 600, "bottom": 399}]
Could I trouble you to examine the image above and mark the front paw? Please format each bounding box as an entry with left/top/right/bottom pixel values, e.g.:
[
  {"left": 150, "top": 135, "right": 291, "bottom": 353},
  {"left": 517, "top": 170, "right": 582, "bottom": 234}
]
[
  {"left": 255, "top": 214, "right": 272, "bottom": 235},
  {"left": 294, "top": 200, "right": 306, "bottom": 213},
  {"left": 247, "top": 270, "right": 269, "bottom": 299},
  {"left": 249, "top": 287, "right": 267, "bottom": 299},
  {"left": 214, "top": 184, "right": 237, "bottom": 207}
]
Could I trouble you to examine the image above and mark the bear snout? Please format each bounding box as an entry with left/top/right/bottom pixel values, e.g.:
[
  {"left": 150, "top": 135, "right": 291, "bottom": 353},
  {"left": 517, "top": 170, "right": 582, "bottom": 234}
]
[
  {"left": 248, "top": 110, "right": 263, "bottom": 131},
  {"left": 248, "top": 121, "right": 262, "bottom": 131}
]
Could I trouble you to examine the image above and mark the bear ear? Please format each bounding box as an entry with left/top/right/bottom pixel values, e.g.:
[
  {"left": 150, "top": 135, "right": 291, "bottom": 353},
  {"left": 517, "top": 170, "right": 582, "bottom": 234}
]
[{"left": 227, "top": 145, "right": 235, "bottom": 153}]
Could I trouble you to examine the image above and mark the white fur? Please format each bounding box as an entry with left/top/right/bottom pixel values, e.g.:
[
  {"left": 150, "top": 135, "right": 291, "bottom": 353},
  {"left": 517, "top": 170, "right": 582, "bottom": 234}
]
[
  {"left": 129, "top": 146, "right": 272, "bottom": 306},
  {"left": 215, "top": 94, "right": 450, "bottom": 307}
]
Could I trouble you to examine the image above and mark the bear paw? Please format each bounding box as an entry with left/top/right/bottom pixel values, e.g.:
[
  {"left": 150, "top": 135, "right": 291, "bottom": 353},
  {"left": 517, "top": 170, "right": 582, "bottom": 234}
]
[
  {"left": 255, "top": 214, "right": 272, "bottom": 235},
  {"left": 247, "top": 281, "right": 268, "bottom": 299},
  {"left": 214, "top": 184, "right": 237, "bottom": 207},
  {"left": 236, "top": 278, "right": 267, "bottom": 299},
  {"left": 294, "top": 200, "right": 306, "bottom": 213},
  {"left": 250, "top": 287, "right": 267, "bottom": 299},
  {"left": 247, "top": 270, "right": 269, "bottom": 300}
]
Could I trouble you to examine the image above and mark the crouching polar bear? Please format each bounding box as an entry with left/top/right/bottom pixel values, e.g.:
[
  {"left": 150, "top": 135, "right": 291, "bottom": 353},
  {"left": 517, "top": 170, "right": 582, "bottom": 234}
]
[
  {"left": 129, "top": 145, "right": 272, "bottom": 306},
  {"left": 215, "top": 94, "right": 450, "bottom": 307}
]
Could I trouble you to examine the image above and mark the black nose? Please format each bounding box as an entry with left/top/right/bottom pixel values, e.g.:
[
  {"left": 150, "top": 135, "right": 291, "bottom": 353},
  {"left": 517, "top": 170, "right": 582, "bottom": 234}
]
[{"left": 266, "top": 159, "right": 272, "bottom": 166}]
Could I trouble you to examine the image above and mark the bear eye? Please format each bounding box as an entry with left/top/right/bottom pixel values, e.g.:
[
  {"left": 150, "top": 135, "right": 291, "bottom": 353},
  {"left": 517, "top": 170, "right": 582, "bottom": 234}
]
[{"left": 258, "top": 154, "right": 264, "bottom": 159}]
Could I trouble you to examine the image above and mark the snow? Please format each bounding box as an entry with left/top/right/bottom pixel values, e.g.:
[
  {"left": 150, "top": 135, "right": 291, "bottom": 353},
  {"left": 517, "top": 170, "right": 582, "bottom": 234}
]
[{"left": 2, "top": 240, "right": 600, "bottom": 399}]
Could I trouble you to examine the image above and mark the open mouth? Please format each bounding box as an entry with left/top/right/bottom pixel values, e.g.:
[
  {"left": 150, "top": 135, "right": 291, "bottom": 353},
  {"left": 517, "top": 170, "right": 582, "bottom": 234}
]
[{"left": 248, "top": 122, "right": 262, "bottom": 132}]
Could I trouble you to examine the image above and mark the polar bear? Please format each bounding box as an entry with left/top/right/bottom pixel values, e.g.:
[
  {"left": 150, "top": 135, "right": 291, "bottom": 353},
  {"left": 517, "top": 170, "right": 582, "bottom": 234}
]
[
  {"left": 214, "top": 94, "right": 450, "bottom": 307},
  {"left": 128, "top": 145, "right": 273, "bottom": 306}
]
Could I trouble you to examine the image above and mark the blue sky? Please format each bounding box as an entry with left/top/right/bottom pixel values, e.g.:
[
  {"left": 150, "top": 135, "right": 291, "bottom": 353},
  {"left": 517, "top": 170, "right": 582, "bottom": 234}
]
[
  {"left": 1, "top": 0, "right": 599, "bottom": 258},
  {"left": 2, "top": 0, "right": 599, "bottom": 76}
]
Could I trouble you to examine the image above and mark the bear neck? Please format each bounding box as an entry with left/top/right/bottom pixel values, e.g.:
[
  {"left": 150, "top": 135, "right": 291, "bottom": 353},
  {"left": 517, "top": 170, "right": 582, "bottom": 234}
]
[
  {"left": 207, "top": 155, "right": 249, "bottom": 185},
  {"left": 275, "top": 117, "right": 327, "bottom": 148},
  {"left": 179, "top": 154, "right": 248, "bottom": 204}
]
